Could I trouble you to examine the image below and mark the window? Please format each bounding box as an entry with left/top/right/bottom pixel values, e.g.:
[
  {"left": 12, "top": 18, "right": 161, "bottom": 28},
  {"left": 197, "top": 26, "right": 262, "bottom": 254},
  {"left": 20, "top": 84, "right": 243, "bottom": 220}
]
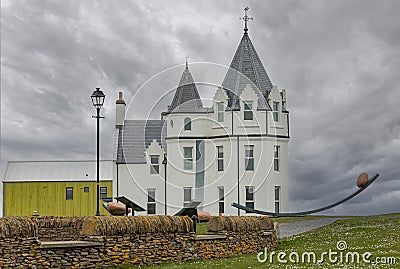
[
  {"left": 84, "top": 187, "right": 89, "bottom": 193},
  {"left": 147, "top": 189, "right": 156, "bottom": 215},
  {"left": 273, "top": 101, "right": 279, "bottom": 122},
  {"left": 275, "top": 186, "right": 281, "bottom": 213},
  {"left": 183, "top": 147, "right": 193, "bottom": 170},
  {"left": 245, "top": 145, "right": 254, "bottom": 171},
  {"left": 218, "top": 186, "right": 224, "bottom": 214},
  {"left": 245, "top": 186, "right": 254, "bottom": 212},
  {"left": 66, "top": 187, "right": 73, "bottom": 200},
  {"left": 217, "top": 102, "right": 224, "bottom": 122},
  {"left": 150, "top": 155, "right": 159, "bottom": 174},
  {"left": 100, "top": 187, "right": 107, "bottom": 199},
  {"left": 274, "top": 145, "right": 280, "bottom": 172},
  {"left": 184, "top": 117, "right": 191, "bottom": 130},
  {"left": 244, "top": 102, "right": 253, "bottom": 120},
  {"left": 217, "top": 146, "right": 224, "bottom": 171},
  {"left": 183, "top": 187, "right": 192, "bottom": 207}
]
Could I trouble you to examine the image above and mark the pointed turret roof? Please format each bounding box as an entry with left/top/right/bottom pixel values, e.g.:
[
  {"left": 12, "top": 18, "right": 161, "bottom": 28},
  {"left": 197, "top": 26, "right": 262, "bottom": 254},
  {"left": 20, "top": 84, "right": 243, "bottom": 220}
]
[
  {"left": 222, "top": 15, "right": 273, "bottom": 110},
  {"left": 169, "top": 63, "right": 204, "bottom": 113}
]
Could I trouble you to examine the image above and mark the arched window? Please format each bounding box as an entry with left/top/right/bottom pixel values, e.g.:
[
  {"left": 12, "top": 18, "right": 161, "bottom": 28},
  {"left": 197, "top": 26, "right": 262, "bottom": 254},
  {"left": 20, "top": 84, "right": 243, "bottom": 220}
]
[{"left": 184, "top": 117, "right": 191, "bottom": 130}]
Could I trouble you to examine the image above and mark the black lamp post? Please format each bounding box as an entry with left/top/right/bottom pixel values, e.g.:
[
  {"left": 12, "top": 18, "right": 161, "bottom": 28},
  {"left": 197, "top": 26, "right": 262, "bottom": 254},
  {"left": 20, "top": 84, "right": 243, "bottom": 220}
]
[
  {"left": 91, "top": 87, "right": 105, "bottom": 216},
  {"left": 162, "top": 154, "right": 167, "bottom": 215}
]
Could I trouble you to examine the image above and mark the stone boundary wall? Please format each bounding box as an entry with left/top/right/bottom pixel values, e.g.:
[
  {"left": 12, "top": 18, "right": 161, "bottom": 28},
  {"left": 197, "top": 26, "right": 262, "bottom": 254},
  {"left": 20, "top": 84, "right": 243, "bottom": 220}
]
[
  {"left": 0, "top": 216, "right": 277, "bottom": 268},
  {"left": 0, "top": 217, "right": 37, "bottom": 238},
  {"left": 207, "top": 216, "right": 274, "bottom": 232},
  {"left": 36, "top": 216, "right": 88, "bottom": 241},
  {"left": 81, "top": 215, "right": 194, "bottom": 235},
  {"left": 0, "top": 216, "right": 89, "bottom": 241}
]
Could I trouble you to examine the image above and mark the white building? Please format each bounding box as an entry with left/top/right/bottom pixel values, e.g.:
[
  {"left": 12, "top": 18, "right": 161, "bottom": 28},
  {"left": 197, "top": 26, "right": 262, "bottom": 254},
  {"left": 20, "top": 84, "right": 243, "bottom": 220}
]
[{"left": 113, "top": 23, "right": 289, "bottom": 216}]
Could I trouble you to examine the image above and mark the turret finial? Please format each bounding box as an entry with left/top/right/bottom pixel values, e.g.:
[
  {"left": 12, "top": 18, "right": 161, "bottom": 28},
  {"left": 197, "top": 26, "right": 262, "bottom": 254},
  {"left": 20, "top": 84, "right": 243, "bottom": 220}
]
[
  {"left": 240, "top": 6, "right": 253, "bottom": 34},
  {"left": 185, "top": 57, "right": 188, "bottom": 69}
]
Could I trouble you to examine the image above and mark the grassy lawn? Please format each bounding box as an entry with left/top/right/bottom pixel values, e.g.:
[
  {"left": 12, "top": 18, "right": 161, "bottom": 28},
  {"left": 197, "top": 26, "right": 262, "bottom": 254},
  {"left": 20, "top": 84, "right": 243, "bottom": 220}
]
[
  {"left": 196, "top": 222, "right": 208, "bottom": 235},
  {"left": 115, "top": 213, "right": 400, "bottom": 268}
]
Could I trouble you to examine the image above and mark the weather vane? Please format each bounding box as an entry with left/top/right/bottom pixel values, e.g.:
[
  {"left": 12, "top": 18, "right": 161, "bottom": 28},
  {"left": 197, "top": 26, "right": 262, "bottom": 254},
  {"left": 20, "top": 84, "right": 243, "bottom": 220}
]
[{"left": 240, "top": 6, "right": 253, "bottom": 34}]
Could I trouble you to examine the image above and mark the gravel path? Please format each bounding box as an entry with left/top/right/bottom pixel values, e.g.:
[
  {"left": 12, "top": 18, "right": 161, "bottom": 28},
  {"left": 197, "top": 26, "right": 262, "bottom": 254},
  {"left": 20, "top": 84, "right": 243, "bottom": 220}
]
[{"left": 278, "top": 218, "right": 344, "bottom": 239}]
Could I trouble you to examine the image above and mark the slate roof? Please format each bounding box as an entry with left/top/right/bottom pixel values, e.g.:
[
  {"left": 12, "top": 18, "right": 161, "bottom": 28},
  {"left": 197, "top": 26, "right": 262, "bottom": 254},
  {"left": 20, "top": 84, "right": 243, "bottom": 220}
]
[
  {"left": 116, "top": 120, "right": 166, "bottom": 164},
  {"left": 168, "top": 65, "right": 204, "bottom": 113},
  {"left": 222, "top": 32, "right": 273, "bottom": 111},
  {"left": 3, "top": 160, "right": 113, "bottom": 182}
]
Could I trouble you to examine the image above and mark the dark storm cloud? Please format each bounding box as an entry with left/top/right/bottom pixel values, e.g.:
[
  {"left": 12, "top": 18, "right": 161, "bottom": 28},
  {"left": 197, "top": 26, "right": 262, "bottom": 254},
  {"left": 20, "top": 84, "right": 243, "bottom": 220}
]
[{"left": 1, "top": 0, "right": 400, "bottom": 216}]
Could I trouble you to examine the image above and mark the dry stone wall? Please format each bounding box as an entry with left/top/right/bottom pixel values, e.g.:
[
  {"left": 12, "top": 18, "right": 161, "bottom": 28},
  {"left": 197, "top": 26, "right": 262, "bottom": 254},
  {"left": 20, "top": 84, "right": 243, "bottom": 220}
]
[
  {"left": 36, "top": 216, "right": 88, "bottom": 241},
  {"left": 0, "top": 215, "right": 277, "bottom": 268}
]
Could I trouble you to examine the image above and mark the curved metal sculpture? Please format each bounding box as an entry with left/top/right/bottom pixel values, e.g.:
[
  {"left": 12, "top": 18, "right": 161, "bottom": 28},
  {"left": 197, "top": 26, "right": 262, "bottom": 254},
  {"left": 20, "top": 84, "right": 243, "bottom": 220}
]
[{"left": 232, "top": 173, "right": 380, "bottom": 217}]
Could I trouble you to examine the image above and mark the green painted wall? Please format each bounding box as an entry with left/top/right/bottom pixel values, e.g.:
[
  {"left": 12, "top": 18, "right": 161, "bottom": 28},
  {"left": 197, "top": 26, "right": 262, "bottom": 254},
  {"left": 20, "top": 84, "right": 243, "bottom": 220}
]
[{"left": 3, "top": 181, "right": 112, "bottom": 216}]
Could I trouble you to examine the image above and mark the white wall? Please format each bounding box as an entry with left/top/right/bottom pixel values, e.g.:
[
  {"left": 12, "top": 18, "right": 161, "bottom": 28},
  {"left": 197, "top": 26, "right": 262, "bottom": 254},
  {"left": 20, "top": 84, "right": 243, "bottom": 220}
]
[{"left": 115, "top": 84, "right": 289, "bottom": 216}]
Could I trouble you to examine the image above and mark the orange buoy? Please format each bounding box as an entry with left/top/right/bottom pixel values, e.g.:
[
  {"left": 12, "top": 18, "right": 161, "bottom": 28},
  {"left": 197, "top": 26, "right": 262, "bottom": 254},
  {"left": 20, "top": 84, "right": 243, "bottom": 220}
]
[
  {"left": 198, "top": 211, "right": 211, "bottom": 222},
  {"left": 357, "top": 172, "right": 369, "bottom": 188}
]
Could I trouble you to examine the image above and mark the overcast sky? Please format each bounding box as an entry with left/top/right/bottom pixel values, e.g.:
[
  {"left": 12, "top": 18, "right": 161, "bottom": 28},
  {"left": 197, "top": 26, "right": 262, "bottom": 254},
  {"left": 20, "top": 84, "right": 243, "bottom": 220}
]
[{"left": 1, "top": 0, "right": 400, "bottom": 216}]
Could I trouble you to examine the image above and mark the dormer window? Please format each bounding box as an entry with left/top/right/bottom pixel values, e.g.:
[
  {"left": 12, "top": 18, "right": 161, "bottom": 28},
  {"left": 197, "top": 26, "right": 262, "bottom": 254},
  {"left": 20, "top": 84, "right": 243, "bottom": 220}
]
[
  {"left": 184, "top": 117, "right": 191, "bottom": 130},
  {"left": 273, "top": 101, "right": 279, "bottom": 122},
  {"left": 244, "top": 102, "right": 253, "bottom": 120},
  {"left": 217, "top": 102, "right": 224, "bottom": 122},
  {"left": 150, "top": 155, "right": 159, "bottom": 174}
]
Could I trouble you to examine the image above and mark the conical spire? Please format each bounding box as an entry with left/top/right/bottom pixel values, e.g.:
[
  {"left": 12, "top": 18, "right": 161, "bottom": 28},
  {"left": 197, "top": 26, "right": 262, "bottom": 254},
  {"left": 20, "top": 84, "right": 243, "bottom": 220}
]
[
  {"left": 169, "top": 61, "right": 203, "bottom": 113},
  {"left": 222, "top": 8, "right": 272, "bottom": 110}
]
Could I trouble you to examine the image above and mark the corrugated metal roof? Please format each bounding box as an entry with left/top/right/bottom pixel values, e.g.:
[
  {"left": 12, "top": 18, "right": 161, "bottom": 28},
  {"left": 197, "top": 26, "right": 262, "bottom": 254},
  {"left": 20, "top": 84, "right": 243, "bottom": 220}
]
[{"left": 3, "top": 160, "right": 113, "bottom": 182}]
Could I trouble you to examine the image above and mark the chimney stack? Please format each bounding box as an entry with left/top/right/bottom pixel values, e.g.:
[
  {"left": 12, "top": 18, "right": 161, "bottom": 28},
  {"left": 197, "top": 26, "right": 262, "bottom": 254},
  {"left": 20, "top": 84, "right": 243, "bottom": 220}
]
[{"left": 116, "top": 91, "right": 126, "bottom": 128}]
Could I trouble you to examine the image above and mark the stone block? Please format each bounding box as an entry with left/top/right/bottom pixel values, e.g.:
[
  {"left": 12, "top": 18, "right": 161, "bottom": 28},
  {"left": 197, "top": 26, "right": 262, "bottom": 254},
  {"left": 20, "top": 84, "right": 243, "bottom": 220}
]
[
  {"left": 207, "top": 217, "right": 224, "bottom": 232},
  {"left": 259, "top": 218, "right": 274, "bottom": 231},
  {"left": 81, "top": 222, "right": 97, "bottom": 236}
]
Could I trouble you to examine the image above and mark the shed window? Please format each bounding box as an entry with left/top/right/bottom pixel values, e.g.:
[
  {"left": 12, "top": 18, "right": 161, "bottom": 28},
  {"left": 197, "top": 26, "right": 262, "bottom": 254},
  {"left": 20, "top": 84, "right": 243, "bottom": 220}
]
[
  {"left": 66, "top": 187, "right": 73, "bottom": 200},
  {"left": 84, "top": 187, "right": 89, "bottom": 193},
  {"left": 100, "top": 187, "right": 107, "bottom": 199}
]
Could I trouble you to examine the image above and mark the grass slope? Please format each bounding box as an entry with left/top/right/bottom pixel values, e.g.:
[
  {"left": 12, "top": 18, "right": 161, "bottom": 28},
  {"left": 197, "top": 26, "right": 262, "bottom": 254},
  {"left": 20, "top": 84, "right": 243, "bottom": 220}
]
[{"left": 116, "top": 213, "right": 400, "bottom": 269}]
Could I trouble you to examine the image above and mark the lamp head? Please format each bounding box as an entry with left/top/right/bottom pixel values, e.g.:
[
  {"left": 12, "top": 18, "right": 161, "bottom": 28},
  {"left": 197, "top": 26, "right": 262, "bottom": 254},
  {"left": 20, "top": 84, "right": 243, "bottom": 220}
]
[{"left": 91, "top": 87, "right": 105, "bottom": 109}]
